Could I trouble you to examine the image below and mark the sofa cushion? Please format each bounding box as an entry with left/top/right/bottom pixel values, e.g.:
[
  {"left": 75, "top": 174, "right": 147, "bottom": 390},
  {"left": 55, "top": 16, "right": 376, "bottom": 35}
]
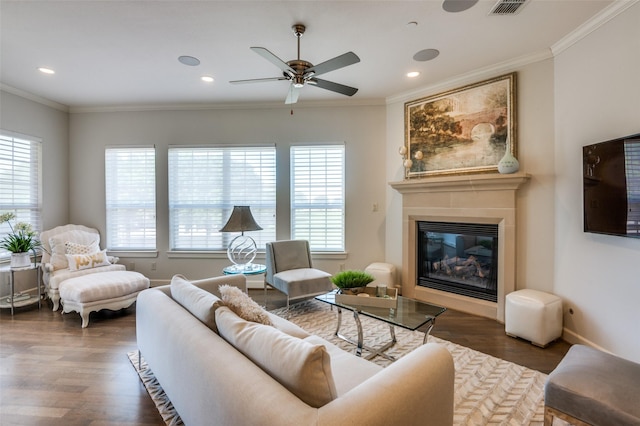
[
  {"left": 66, "top": 249, "right": 111, "bottom": 271},
  {"left": 215, "top": 306, "right": 337, "bottom": 408},
  {"left": 218, "top": 284, "right": 272, "bottom": 325},
  {"left": 304, "top": 334, "right": 382, "bottom": 396},
  {"left": 171, "top": 274, "right": 223, "bottom": 333}
]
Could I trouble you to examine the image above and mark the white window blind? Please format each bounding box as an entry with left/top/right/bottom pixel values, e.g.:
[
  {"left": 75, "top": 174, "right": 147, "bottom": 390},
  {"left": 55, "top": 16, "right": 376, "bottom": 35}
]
[
  {"left": 291, "top": 144, "right": 345, "bottom": 251},
  {"left": 105, "top": 146, "right": 156, "bottom": 250},
  {"left": 0, "top": 131, "right": 42, "bottom": 259},
  {"left": 168, "top": 145, "right": 276, "bottom": 251}
]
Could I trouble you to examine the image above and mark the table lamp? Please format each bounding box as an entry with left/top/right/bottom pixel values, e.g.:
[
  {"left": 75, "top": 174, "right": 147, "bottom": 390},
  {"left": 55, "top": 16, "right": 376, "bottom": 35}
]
[{"left": 219, "top": 206, "right": 262, "bottom": 272}]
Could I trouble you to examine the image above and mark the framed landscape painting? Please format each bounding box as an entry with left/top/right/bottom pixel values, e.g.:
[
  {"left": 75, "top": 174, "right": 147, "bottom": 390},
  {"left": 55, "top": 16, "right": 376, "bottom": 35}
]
[{"left": 404, "top": 72, "right": 517, "bottom": 178}]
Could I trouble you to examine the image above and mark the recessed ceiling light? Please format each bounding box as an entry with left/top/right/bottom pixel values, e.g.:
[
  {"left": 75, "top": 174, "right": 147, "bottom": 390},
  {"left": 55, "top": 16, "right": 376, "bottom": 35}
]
[
  {"left": 201, "top": 75, "right": 214, "bottom": 83},
  {"left": 178, "top": 56, "right": 200, "bottom": 66},
  {"left": 37, "top": 67, "right": 55, "bottom": 74},
  {"left": 407, "top": 21, "right": 418, "bottom": 27},
  {"left": 413, "top": 49, "right": 440, "bottom": 62},
  {"left": 407, "top": 71, "right": 421, "bottom": 78},
  {"left": 442, "top": 0, "right": 479, "bottom": 13}
]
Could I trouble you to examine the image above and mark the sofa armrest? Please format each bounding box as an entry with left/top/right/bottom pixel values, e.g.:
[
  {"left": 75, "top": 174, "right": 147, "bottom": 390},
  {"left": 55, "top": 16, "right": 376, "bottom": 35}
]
[{"left": 318, "top": 343, "right": 454, "bottom": 426}]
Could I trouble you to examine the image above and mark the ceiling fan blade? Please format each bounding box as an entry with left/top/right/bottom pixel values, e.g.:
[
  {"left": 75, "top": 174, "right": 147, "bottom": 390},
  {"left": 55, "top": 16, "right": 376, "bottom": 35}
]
[
  {"left": 308, "top": 78, "right": 358, "bottom": 97},
  {"left": 306, "top": 52, "right": 360, "bottom": 77},
  {"left": 285, "top": 85, "right": 300, "bottom": 105},
  {"left": 250, "top": 47, "right": 295, "bottom": 75},
  {"left": 230, "top": 77, "right": 289, "bottom": 85}
]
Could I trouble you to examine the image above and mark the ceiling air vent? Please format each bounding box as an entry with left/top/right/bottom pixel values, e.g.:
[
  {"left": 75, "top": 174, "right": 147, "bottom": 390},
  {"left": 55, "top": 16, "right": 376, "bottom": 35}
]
[{"left": 489, "top": 0, "right": 528, "bottom": 15}]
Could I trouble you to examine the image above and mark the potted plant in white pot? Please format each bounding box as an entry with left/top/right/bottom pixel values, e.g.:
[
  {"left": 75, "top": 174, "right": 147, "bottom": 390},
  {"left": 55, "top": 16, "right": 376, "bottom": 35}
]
[
  {"left": 330, "top": 270, "right": 375, "bottom": 295},
  {"left": 0, "top": 212, "right": 41, "bottom": 269}
]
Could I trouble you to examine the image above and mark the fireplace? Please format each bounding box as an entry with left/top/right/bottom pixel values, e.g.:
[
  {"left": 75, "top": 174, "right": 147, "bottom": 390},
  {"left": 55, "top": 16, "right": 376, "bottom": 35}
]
[
  {"left": 390, "top": 173, "right": 530, "bottom": 322},
  {"left": 417, "top": 221, "right": 498, "bottom": 302}
]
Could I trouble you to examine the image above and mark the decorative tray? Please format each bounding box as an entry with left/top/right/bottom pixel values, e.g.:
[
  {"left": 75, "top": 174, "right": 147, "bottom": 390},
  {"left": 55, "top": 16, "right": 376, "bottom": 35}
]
[{"left": 335, "top": 287, "right": 398, "bottom": 309}]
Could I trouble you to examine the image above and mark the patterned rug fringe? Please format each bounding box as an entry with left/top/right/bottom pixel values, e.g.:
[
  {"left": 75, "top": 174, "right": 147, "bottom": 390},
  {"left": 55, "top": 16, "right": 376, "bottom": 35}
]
[{"left": 128, "top": 299, "right": 547, "bottom": 425}]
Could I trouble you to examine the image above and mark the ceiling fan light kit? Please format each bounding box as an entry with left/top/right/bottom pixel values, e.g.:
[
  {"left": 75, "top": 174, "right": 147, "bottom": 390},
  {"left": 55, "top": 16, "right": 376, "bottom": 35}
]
[{"left": 229, "top": 23, "right": 360, "bottom": 104}]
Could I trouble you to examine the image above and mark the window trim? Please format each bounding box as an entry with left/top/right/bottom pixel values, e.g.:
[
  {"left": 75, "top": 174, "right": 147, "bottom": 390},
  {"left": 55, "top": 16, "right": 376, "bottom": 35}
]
[
  {"left": 0, "top": 130, "right": 43, "bottom": 261},
  {"left": 290, "top": 143, "right": 346, "bottom": 252},
  {"left": 104, "top": 145, "right": 157, "bottom": 251},
  {"left": 168, "top": 144, "right": 277, "bottom": 252}
]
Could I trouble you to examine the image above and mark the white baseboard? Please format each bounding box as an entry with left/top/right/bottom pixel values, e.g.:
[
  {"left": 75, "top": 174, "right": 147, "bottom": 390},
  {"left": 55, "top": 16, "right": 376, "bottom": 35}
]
[
  {"left": 246, "top": 276, "right": 265, "bottom": 289},
  {"left": 561, "top": 328, "right": 611, "bottom": 354}
]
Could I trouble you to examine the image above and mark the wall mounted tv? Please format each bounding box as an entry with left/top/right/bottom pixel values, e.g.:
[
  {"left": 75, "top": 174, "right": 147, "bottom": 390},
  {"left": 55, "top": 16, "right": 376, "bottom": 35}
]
[{"left": 583, "top": 133, "right": 640, "bottom": 238}]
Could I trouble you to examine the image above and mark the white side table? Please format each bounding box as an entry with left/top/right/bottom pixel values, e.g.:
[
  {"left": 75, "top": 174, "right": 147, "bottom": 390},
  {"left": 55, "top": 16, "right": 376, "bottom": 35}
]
[{"left": 0, "top": 263, "right": 42, "bottom": 315}]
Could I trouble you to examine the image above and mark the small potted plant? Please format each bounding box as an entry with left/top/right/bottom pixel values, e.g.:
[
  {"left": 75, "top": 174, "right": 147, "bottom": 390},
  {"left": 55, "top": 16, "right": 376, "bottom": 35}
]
[
  {"left": 331, "top": 270, "right": 375, "bottom": 295},
  {"left": 0, "top": 212, "right": 41, "bottom": 269}
]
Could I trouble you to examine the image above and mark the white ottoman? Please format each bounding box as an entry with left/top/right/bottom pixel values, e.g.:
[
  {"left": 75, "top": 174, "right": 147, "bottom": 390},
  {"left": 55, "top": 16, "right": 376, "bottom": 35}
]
[
  {"left": 59, "top": 270, "right": 150, "bottom": 328},
  {"left": 364, "top": 262, "right": 396, "bottom": 289},
  {"left": 505, "top": 289, "right": 562, "bottom": 347}
]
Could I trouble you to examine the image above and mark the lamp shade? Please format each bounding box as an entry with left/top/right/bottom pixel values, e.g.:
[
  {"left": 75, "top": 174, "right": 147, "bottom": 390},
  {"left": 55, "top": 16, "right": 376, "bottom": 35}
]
[{"left": 219, "top": 206, "right": 263, "bottom": 234}]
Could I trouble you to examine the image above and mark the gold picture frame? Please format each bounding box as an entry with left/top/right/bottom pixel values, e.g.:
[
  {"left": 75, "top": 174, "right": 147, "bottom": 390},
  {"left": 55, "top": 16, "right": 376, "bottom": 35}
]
[{"left": 404, "top": 72, "right": 517, "bottom": 178}]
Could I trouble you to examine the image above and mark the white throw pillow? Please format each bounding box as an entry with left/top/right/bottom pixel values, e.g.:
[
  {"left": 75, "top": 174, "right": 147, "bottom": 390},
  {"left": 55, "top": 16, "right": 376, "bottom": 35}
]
[
  {"left": 215, "top": 306, "right": 337, "bottom": 408},
  {"left": 170, "top": 274, "right": 223, "bottom": 333},
  {"left": 65, "top": 249, "right": 111, "bottom": 271},
  {"left": 49, "top": 230, "right": 100, "bottom": 270},
  {"left": 65, "top": 240, "right": 99, "bottom": 255},
  {"left": 218, "top": 284, "right": 272, "bottom": 325}
]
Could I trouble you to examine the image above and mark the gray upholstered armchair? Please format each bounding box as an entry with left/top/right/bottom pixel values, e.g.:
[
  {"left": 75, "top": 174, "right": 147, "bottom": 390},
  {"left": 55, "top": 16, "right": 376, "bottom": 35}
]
[{"left": 264, "top": 240, "right": 333, "bottom": 308}]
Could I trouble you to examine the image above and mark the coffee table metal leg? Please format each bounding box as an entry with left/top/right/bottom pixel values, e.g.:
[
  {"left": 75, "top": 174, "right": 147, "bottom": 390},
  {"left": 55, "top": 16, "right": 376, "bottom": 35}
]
[
  {"left": 334, "top": 307, "right": 396, "bottom": 361},
  {"left": 422, "top": 316, "right": 436, "bottom": 344},
  {"left": 352, "top": 310, "right": 364, "bottom": 357}
]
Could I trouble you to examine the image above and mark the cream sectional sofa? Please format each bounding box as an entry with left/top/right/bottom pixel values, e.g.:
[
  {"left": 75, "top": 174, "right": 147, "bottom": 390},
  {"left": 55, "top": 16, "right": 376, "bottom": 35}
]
[{"left": 136, "top": 274, "right": 455, "bottom": 426}]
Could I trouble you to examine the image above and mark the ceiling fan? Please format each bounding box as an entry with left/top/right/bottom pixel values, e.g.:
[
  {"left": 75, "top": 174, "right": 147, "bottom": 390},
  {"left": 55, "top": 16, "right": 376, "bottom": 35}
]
[{"left": 230, "top": 24, "right": 360, "bottom": 104}]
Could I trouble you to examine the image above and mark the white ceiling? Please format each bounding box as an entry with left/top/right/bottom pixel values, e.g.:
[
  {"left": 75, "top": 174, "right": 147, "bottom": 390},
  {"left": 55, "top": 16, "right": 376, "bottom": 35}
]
[{"left": 0, "top": 0, "right": 614, "bottom": 110}]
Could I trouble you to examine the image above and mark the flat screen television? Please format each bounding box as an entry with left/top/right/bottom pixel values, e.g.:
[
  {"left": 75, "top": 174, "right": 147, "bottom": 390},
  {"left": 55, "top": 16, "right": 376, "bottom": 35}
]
[{"left": 583, "top": 133, "right": 640, "bottom": 238}]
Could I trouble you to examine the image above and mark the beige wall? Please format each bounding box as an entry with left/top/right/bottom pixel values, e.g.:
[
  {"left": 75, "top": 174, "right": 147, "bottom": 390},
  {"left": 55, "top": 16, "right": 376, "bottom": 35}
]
[
  {"left": 69, "top": 104, "right": 387, "bottom": 282},
  {"left": 553, "top": 2, "right": 640, "bottom": 361},
  {"left": 385, "top": 58, "right": 557, "bottom": 295},
  {"left": 0, "top": 90, "right": 69, "bottom": 293},
  {"left": 386, "top": 2, "right": 640, "bottom": 362}
]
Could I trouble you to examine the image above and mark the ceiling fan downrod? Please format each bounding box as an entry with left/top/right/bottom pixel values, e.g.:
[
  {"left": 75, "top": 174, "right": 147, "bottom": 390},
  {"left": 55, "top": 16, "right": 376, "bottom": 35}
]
[{"left": 292, "top": 24, "right": 305, "bottom": 61}]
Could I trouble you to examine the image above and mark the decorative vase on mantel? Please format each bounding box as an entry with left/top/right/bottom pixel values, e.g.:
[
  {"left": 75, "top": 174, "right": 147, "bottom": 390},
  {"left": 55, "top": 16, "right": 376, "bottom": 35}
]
[
  {"left": 10, "top": 252, "right": 31, "bottom": 269},
  {"left": 498, "top": 144, "right": 520, "bottom": 174}
]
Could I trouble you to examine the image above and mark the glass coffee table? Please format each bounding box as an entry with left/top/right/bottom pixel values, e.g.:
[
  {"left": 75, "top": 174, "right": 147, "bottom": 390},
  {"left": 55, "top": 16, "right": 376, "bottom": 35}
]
[{"left": 315, "top": 290, "right": 446, "bottom": 361}]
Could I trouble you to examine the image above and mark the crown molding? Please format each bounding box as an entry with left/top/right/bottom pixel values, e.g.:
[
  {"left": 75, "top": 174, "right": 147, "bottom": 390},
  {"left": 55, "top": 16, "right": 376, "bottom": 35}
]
[
  {"left": 1, "top": 84, "right": 69, "bottom": 112},
  {"left": 386, "top": 49, "right": 552, "bottom": 105},
  {"left": 68, "top": 98, "right": 386, "bottom": 114},
  {"left": 551, "top": 0, "right": 639, "bottom": 56}
]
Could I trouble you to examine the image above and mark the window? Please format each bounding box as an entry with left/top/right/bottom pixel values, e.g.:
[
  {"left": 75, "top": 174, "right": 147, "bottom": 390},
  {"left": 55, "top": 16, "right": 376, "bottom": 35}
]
[
  {"left": 0, "top": 131, "right": 42, "bottom": 259},
  {"left": 291, "top": 144, "right": 345, "bottom": 251},
  {"left": 105, "top": 146, "right": 156, "bottom": 250},
  {"left": 168, "top": 145, "right": 276, "bottom": 251}
]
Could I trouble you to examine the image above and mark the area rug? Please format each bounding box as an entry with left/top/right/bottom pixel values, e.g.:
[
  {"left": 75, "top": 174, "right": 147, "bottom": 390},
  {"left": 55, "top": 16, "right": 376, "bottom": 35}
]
[{"left": 128, "top": 299, "right": 547, "bottom": 425}]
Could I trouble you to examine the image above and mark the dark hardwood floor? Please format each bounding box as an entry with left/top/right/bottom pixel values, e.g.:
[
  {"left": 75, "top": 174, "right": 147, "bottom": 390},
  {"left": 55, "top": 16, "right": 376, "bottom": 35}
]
[{"left": 0, "top": 289, "right": 570, "bottom": 425}]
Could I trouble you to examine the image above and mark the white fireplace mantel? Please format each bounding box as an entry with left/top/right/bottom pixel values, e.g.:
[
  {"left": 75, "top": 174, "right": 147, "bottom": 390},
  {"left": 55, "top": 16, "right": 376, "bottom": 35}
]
[
  {"left": 390, "top": 172, "right": 530, "bottom": 322},
  {"left": 389, "top": 172, "right": 530, "bottom": 194}
]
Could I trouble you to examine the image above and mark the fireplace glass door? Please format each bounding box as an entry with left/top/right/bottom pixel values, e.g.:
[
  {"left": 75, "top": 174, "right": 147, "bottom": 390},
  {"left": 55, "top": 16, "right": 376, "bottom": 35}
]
[{"left": 417, "top": 221, "right": 498, "bottom": 302}]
